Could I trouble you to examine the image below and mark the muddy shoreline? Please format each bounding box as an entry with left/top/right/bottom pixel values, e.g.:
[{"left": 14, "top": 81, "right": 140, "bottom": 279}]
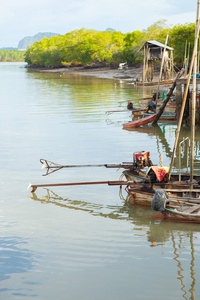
[
  {"left": 28, "top": 65, "right": 173, "bottom": 85},
  {"left": 29, "top": 65, "right": 154, "bottom": 82}
]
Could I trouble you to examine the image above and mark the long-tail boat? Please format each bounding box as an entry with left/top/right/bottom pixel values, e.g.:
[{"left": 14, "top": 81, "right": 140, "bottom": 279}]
[
  {"left": 122, "top": 114, "right": 156, "bottom": 128},
  {"left": 151, "top": 190, "right": 200, "bottom": 223}
]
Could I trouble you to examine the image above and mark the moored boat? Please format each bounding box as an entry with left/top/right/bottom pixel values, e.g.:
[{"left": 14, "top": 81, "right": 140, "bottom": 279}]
[
  {"left": 122, "top": 151, "right": 200, "bottom": 207},
  {"left": 151, "top": 190, "right": 200, "bottom": 223},
  {"left": 122, "top": 113, "right": 156, "bottom": 128},
  {"left": 141, "top": 111, "right": 175, "bottom": 121},
  {"left": 163, "top": 205, "right": 200, "bottom": 223},
  {"left": 126, "top": 181, "right": 200, "bottom": 207}
]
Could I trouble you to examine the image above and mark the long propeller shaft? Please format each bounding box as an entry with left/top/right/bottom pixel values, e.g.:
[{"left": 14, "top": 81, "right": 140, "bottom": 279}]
[
  {"left": 28, "top": 180, "right": 130, "bottom": 193},
  {"left": 40, "top": 159, "right": 133, "bottom": 176}
]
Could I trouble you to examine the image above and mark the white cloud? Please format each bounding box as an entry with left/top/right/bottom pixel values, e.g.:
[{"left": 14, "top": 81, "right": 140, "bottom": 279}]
[
  {"left": 0, "top": 0, "right": 197, "bottom": 47},
  {"left": 166, "top": 11, "right": 197, "bottom": 26}
]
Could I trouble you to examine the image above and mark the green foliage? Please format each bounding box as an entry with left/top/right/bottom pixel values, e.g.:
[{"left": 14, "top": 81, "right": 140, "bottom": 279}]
[
  {"left": 144, "top": 20, "right": 169, "bottom": 41},
  {"left": 24, "top": 22, "right": 198, "bottom": 68},
  {"left": 123, "top": 30, "right": 146, "bottom": 63},
  {"left": 168, "top": 23, "right": 195, "bottom": 64},
  {"left": 0, "top": 50, "right": 25, "bottom": 62},
  {"left": 25, "top": 29, "right": 126, "bottom": 67}
]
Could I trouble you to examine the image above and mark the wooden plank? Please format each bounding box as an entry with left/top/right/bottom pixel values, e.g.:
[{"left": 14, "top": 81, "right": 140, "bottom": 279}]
[
  {"left": 183, "top": 205, "right": 200, "bottom": 214},
  {"left": 165, "top": 188, "right": 200, "bottom": 192}
]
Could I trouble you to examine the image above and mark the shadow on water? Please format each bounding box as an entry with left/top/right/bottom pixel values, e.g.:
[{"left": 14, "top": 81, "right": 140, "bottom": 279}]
[{"left": 29, "top": 189, "right": 200, "bottom": 300}]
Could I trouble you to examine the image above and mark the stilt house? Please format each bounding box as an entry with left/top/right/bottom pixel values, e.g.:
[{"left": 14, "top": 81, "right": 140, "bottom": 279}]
[{"left": 140, "top": 40, "right": 174, "bottom": 82}]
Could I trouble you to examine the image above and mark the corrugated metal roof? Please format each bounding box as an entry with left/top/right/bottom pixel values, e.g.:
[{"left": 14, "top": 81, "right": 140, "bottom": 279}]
[{"left": 140, "top": 40, "right": 174, "bottom": 51}]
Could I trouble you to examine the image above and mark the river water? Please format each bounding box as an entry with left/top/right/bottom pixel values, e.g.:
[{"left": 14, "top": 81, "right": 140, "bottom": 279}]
[{"left": 1, "top": 62, "right": 200, "bottom": 299}]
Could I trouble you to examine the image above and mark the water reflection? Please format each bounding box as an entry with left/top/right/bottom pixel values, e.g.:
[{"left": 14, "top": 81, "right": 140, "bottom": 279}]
[
  {"left": 29, "top": 189, "right": 200, "bottom": 299},
  {"left": 147, "top": 219, "right": 199, "bottom": 300},
  {"left": 123, "top": 123, "right": 173, "bottom": 158},
  {"left": 134, "top": 209, "right": 199, "bottom": 300},
  {"left": 122, "top": 121, "right": 200, "bottom": 172},
  {"left": 171, "top": 231, "right": 196, "bottom": 300},
  {"left": 27, "top": 71, "right": 144, "bottom": 121},
  {"left": 29, "top": 188, "right": 200, "bottom": 233},
  {"left": 28, "top": 189, "right": 131, "bottom": 221},
  {"left": 172, "top": 232, "right": 196, "bottom": 299},
  {"left": 2, "top": 63, "right": 200, "bottom": 299}
]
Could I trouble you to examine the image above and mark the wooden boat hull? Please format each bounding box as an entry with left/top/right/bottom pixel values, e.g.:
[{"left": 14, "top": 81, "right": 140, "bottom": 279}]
[
  {"left": 141, "top": 112, "right": 175, "bottom": 121},
  {"left": 163, "top": 205, "right": 200, "bottom": 223},
  {"left": 126, "top": 186, "right": 155, "bottom": 206},
  {"left": 136, "top": 79, "right": 173, "bottom": 86},
  {"left": 126, "top": 182, "right": 200, "bottom": 207},
  {"left": 122, "top": 114, "right": 156, "bottom": 128}
]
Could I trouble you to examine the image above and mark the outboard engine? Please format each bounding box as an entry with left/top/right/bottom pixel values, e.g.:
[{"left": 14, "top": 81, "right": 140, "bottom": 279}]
[{"left": 133, "top": 151, "right": 152, "bottom": 169}]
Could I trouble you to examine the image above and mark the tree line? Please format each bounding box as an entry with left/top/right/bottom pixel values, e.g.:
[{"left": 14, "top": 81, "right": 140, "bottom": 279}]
[
  {"left": 0, "top": 50, "right": 25, "bottom": 62},
  {"left": 23, "top": 20, "right": 195, "bottom": 68}
]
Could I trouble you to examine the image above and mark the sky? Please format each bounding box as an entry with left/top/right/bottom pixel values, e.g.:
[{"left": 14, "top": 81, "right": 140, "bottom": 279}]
[{"left": 0, "top": 0, "right": 198, "bottom": 48}]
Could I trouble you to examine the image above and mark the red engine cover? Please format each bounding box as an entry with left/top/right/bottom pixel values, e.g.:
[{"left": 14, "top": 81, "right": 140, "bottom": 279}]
[{"left": 134, "top": 151, "right": 150, "bottom": 160}]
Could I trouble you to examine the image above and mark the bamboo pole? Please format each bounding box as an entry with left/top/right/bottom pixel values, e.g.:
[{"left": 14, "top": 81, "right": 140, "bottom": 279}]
[
  {"left": 168, "top": 3, "right": 200, "bottom": 180},
  {"left": 190, "top": 0, "right": 200, "bottom": 185},
  {"left": 198, "top": 38, "right": 200, "bottom": 73}
]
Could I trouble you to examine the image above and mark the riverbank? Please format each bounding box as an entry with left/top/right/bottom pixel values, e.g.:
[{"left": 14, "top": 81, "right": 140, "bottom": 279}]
[
  {"left": 37, "top": 65, "right": 144, "bottom": 81},
  {"left": 29, "top": 65, "right": 175, "bottom": 86}
]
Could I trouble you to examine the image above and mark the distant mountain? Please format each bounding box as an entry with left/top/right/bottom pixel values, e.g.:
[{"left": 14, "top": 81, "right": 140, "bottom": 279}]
[
  {"left": 105, "top": 28, "right": 116, "bottom": 31},
  {"left": 0, "top": 47, "right": 18, "bottom": 50},
  {"left": 18, "top": 32, "right": 59, "bottom": 50}
]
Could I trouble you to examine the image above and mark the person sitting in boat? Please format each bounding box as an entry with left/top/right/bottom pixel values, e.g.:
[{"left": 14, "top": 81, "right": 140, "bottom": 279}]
[
  {"left": 127, "top": 101, "right": 134, "bottom": 110},
  {"left": 146, "top": 100, "right": 156, "bottom": 113},
  {"left": 170, "top": 94, "right": 176, "bottom": 102}
]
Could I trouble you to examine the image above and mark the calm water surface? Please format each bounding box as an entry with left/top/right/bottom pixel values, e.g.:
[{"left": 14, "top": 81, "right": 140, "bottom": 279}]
[{"left": 1, "top": 62, "right": 200, "bottom": 299}]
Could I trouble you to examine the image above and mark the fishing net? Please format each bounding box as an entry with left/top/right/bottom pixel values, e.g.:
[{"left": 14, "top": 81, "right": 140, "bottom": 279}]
[{"left": 151, "top": 190, "right": 169, "bottom": 212}]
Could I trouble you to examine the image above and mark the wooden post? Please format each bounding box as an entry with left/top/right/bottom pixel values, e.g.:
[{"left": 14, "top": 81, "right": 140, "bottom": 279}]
[
  {"left": 186, "top": 42, "right": 190, "bottom": 75},
  {"left": 175, "top": 82, "right": 183, "bottom": 121},
  {"left": 156, "top": 35, "right": 169, "bottom": 102},
  {"left": 143, "top": 47, "right": 146, "bottom": 85},
  {"left": 152, "top": 69, "right": 184, "bottom": 125},
  {"left": 168, "top": 3, "right": 200, "bottom": 180},
  {"left": 184, "top": 40, "right": 187, "bottom": 70},
  {"left": 171, "top": 51, "right": 173, "bottom": 76}
]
